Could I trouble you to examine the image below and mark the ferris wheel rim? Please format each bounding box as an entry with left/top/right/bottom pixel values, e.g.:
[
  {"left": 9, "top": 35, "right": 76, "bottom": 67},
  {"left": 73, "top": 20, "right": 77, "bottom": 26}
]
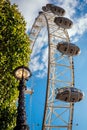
[{"left": 29, "top": 12, "right": 51, "bottom": 130}]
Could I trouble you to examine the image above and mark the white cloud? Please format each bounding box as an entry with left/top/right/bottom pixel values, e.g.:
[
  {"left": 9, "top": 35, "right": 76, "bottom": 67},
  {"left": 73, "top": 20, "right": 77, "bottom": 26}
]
[
  {"left": 30, "top": 46, "right": 48, "bottom": 78},
  {"left": 68, "top": 13, "right": 87, "bottom": 40},
  {"left": 30, "top": 55, "right": 44, "bottom": 72},
  {"left": 36, "top": 68, "right": 47, "bottom": 78}
]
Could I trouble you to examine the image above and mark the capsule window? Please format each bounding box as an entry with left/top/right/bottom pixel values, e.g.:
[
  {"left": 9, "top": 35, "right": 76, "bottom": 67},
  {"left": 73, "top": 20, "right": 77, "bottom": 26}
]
[
  {"left": 69, "top": 23, "right": 72, "bottom": 27},
  {"left": 54, "top": 8, "right": 57, "bottom": 11},
  {"left": 72, "top": 98, "right": 75, "bottom": 102},
  {"left": 76, "top": 49, "right": 79, "bottom": 54},
  {"left": 65, "top": 97, "right": 68, "bottom": 101},
  {"left": 70, "top": 49, "right": 74, "bottom": 53},
  {"left": 62, "top": 10, "right": 64, "bottom": 14},
  {"left": 64, "top": 47, "right": 67, "bottom": 52},
  {"left": 71, "top": 89, "right": 75, "bottom": 92},
  {"left": 59, "top": 19, "right": 62, "bottom": 23},
  {"left": 57, "top": 45, "right": 60, "bottom": 50},
  {"left": 65, "top": 21, "right": 67, "bottom": 25},
  {"left": 58, "top": 9, "right": 60, "bottom": 13},
  {"left": 79, "top": 98, "right": 81, "bottom": 101}
]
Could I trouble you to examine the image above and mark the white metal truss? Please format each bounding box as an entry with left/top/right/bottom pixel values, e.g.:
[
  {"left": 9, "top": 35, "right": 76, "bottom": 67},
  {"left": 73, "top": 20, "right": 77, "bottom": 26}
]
[{"left": 29, "top": 10, "right": 75, "bottom": 130}]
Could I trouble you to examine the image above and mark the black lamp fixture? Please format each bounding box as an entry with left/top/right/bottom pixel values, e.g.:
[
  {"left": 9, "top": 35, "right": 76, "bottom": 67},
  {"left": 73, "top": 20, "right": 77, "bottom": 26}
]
[{"left": 13, "top": 65, "right": 31, "bottom": 130}]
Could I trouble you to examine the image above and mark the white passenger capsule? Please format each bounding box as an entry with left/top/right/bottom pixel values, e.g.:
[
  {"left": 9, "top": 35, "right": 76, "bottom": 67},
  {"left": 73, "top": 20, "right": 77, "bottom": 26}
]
[
  {"left": 50, "top": 6, "right": 65, "bottom": 16},
  {"left": 57, "top": 42, "right": 80, "bottom": 56},
  {"left": 55, "top": 87, "right": 84, "bottom": 103},
  {"left": 42, "top": 4, "right": 65, "bottom": 16},
  {"left": 54, "top": 17, "right": 73, "bottom": 29}
]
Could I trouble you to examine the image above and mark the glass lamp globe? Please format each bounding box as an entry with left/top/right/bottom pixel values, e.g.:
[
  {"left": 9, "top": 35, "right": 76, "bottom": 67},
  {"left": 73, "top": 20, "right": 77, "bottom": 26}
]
[{"left": 14, "top": 66, "right": 31, "bottom": 80}]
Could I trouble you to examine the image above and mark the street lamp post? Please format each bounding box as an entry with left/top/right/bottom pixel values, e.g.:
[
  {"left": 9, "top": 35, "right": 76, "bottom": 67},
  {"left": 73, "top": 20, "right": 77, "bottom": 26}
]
[{"left": 13, "top": 66, "right": 31, "bottom": 130}]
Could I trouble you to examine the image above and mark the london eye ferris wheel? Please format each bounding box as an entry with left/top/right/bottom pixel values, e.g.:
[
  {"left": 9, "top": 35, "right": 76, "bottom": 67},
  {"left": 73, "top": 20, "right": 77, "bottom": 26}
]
[{"left": 29, "top": 4, "right": 84, "bottom": 130}]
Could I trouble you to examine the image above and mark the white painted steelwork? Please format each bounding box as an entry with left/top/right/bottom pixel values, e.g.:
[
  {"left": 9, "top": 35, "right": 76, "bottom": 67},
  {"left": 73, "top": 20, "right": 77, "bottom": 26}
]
[{"left": 29, "top": 5, "right": 82, "bottom": 130}]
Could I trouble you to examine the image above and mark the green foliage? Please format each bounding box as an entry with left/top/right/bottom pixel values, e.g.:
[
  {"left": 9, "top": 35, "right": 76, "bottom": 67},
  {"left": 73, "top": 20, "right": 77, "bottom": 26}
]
[{"left": 0, "top": 0, "right": 31, "bottom": 129}]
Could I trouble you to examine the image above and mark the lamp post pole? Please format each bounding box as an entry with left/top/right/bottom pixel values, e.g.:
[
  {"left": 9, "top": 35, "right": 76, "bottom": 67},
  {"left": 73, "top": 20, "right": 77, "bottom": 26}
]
[{"left": 13, "top": 66, "right": 31, "bottom": 130}]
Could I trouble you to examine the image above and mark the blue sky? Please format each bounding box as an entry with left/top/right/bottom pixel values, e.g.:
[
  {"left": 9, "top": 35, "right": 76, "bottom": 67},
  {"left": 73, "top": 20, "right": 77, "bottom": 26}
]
[{"left": 11, "top": 0, "right": 87, "bottom": 130}]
